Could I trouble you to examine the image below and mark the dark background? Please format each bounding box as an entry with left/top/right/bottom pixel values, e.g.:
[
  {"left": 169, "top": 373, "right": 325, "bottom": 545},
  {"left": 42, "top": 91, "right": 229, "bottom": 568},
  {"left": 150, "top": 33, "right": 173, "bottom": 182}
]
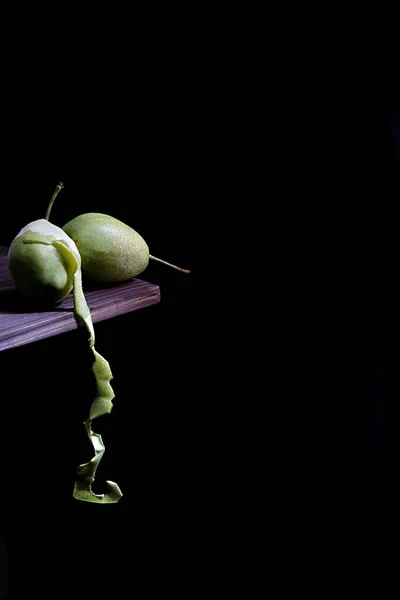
[
  {"left": 356, "top": 62, "right": 400, "bottom": 522},
  {"left": 321, "top": 59, "right": 400, "bottom": 553},
  {"left": 0, "top": 32, "right": 225, "bottom": 596},
  {"left": 10, "top": 18, "right": 400, "bottom": 595}
]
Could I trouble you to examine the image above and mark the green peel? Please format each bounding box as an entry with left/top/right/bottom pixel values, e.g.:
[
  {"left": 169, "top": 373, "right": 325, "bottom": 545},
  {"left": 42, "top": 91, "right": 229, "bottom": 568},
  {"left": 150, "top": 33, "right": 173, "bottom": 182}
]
[
  {"left": 18, "top": 232, "right": 122, "bottom": 503},
  {"left": 71, "top": 264, "right": 122, "bottom": 503}
]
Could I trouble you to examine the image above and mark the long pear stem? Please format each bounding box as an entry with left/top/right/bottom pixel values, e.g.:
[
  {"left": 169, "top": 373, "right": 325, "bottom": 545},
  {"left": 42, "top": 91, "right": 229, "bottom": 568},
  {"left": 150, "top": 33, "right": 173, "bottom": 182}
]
[
  {"left": 45, "top": 182, "right": 64, "bottom": 221},
  {"left": 149, "top": 254, "right": 191, "bottom": 273}
]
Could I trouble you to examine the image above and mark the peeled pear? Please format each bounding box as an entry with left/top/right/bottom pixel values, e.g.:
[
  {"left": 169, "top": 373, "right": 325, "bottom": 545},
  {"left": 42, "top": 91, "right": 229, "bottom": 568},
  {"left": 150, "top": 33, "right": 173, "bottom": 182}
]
[
  {"left": 8, "top": 185, "right": 81, "bottom": 304},
  {"left": 7, "top": 183, "right": 122, "bottom": 504},
  {"left": 62, "top": 212, "right": 190, "bottom": 283}
]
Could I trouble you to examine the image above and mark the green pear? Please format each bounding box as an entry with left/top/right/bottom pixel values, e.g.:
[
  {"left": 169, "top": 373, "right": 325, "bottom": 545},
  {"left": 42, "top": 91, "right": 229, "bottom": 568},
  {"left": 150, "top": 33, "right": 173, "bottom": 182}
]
[
  {"left": 8, "top": 184, "right": 81, "bottom": 303},
  {"left": 8, "top": 214, "right": 81, "bottom": 304},
  {"left": 62, "top": 212, "right": 190, "bottom": 283}
]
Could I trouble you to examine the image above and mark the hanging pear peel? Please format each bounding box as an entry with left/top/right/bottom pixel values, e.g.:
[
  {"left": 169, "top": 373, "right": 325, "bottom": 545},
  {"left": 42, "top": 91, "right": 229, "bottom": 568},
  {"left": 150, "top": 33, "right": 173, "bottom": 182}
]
[
  {"left": 7, "top": 183, "right": 122, "bottom": 503},
  {"left": 61, "top": 212, "right": 190, "bottom": 283}
]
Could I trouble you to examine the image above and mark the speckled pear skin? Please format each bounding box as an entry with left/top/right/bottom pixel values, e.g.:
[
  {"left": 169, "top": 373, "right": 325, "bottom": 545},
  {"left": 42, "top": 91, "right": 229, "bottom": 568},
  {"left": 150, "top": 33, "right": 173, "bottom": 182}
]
[{"left": 63, "top": 213, "right": 150, "bottom": 283}]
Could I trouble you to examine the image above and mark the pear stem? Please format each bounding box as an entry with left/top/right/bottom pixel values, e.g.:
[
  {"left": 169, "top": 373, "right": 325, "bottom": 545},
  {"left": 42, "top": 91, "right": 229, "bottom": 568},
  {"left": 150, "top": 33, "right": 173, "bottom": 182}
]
[
  {"left": 45, "top": 182, "right": 64, "bottom": 221},
  {"left": 149, "top": 255, "right": 190, "bottom": 273}
]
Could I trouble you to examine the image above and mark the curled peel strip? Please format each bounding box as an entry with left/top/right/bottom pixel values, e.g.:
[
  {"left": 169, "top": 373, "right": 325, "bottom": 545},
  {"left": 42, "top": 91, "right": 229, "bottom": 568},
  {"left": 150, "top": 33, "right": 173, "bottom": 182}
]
[
  {"left": 70, "top": 264, "right": 122, "bottom": 503},
  {"left": 21, "top": 234, "right": 122, "bottom": 503}
]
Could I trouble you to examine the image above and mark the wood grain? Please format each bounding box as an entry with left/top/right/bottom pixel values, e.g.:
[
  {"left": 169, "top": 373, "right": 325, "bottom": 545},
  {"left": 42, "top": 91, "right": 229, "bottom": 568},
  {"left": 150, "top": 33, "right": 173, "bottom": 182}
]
[{"left": 0, "top": 245, "right": 160, "bottom": 352}]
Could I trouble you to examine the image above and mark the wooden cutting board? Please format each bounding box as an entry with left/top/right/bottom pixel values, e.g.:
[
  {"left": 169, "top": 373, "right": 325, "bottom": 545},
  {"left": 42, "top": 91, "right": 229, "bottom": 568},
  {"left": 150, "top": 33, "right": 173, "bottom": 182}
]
[{"left": 0, "top": 245, "right": 160, "bottom": 352}]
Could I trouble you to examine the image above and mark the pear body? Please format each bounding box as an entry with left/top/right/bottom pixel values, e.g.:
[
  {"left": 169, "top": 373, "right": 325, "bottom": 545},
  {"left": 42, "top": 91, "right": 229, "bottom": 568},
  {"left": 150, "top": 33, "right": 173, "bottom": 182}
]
[
  {"left": 62, "top": 213, "right": 150, "bottom": 283},
  {"left": 8, "top": 219, "right": 80, "bottom": 303}
]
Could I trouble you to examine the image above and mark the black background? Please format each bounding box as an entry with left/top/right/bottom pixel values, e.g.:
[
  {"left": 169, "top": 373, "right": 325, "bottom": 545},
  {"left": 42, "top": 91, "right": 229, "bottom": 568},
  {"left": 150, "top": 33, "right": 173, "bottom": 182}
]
[
  {"left": 309, "top": 58, "right": 400, "bottom": 560},
  {"left": 4, "top": 18, "right": 400, "bottom": 596},
  {"left": 0, "top": 24, "right": 227, "bottom": 596}
]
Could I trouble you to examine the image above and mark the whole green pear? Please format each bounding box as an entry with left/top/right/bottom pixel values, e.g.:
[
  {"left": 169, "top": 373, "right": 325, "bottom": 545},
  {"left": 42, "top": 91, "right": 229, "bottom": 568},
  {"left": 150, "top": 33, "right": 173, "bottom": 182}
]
[
  {"left": 63, "top": 212, "right": 190, "bottom": 283},
  {"left": 63, "top": 213, "right": 149, "bottom": 283}
]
